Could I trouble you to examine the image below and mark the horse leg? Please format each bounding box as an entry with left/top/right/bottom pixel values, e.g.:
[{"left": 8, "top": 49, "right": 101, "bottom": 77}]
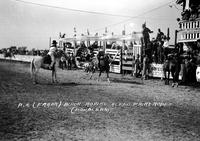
[
  {"left": 89, "top": 72, "right": 93, "bottom": 79},
  {"left": 54, "top": 67, "right": 58, "bottom": 83},
  {"left": 174, "top": 70, "right": 179, "bottom": 87},
  {"left": 98, "top": 71, "right": 102, "bottom": 81},
  {"left": 106, "top": 72, "right": 110, "bottom": 83},
  {"left": 30, "top": 59, "right": 38, "bottom": 84},
  {"left": 167, "top": 71, "right": 170, "bottom": 85},
  {"left": 33, "top": 68, "right": 39, "bottom": 84},
  {"left": 90, "top": 66, "right": 96, "bottom": 79},
  {"left": 51, "top": 64, "right": 55, "bottom": 83},
  {"left": 31, "top": 68, "right": 36, "bottom": 84},
  {"left": 52, "top": 67, "right": 58, "bottom": 83},
  {"left": 163, "top": 70, "right": 167, "bottom": 85}
]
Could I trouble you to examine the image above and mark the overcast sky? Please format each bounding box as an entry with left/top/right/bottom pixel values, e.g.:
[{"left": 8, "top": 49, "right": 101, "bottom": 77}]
[{"left": 0, "top": 0, "right": 182, "bottom": 50}]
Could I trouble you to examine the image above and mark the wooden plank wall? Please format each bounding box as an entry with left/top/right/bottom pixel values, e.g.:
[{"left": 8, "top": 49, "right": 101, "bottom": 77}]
[
  {"left": 105, "top": 49, "right": 121, "bottom": 73},
  {"left": 122, "top": 45, "right": 141, "bottom": 73}
]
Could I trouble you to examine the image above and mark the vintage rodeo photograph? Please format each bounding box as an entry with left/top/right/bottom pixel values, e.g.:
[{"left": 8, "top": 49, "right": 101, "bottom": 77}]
[{"left": 0, "top": 0, "right": 200, "bottom": 140}]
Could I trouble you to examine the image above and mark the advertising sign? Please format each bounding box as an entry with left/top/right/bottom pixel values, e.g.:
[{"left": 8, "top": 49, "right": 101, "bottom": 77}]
[
  {"left": 196, "top": 66, "right": 200, "bottom": 82},
  {"left": 149, "top": 63, "right": 164, "bottom": 78},
  {"left": 149, "top": 63, "right": 183, "bottom": 80}
]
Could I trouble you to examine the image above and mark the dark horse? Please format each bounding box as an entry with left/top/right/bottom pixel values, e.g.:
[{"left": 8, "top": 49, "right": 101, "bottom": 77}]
[
  {"left": 163, "top": 54, "right": 181, "bottom": 87},
  {"left": 86, "top": 52, "right": 117, "bottom": 83}
]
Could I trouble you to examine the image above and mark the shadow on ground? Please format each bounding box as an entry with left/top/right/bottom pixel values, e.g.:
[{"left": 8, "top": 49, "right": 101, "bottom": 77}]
[{"left": 111, "top": 78, "right": 143, "bottom": 85}]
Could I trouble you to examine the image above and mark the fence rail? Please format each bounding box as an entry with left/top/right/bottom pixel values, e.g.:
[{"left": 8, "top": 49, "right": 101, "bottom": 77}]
[{"left": 105, "top": 49, "right": 121, "bottom": 73}]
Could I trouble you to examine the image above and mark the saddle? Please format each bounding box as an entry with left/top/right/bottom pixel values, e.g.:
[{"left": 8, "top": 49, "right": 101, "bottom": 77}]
[{"left": 43, "top": 55, "right": 52, "bottom": 64}]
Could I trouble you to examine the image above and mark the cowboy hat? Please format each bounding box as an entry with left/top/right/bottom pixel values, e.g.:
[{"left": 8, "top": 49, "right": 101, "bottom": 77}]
[{"left": 52, "top": 40, "right": 57, "bottom": 45}]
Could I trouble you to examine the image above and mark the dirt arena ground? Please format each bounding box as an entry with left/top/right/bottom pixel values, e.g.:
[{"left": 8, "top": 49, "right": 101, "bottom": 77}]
[{"left": 0, "top": 60, "right": 200, "bottom": 141}]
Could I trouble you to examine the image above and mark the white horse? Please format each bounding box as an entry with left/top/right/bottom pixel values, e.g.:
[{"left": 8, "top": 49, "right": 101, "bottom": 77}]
[{"left": 30, "top": 50, "right": 64, "bottom": 84}]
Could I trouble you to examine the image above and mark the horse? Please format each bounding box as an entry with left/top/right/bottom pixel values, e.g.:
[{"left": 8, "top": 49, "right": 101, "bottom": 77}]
[
  {"left": 30, "top": 50, "right": 65, "bottom": 84},
  {"left": 83, "top": 57, "right": 98, "bottom": 76},
  {"left": 86, "top": 52, "right": 118, "bottom": 83},
  {"left": 163, "top": 54, "right": 181, "bottom": 87}
]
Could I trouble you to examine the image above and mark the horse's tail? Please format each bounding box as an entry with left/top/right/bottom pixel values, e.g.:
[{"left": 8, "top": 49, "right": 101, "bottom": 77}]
[{"left": 30, "top": 59, "right": 35, "bottom": 78}]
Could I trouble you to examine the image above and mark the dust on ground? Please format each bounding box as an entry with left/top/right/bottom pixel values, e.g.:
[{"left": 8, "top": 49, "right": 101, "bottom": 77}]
[{"left": 0, "top": 61, "right": 200, "bottom": 141}]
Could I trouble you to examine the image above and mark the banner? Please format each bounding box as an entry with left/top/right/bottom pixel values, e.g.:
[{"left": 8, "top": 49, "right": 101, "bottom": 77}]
[
  {"left": 196, "top": 66, "right": 200, "bottom": 82},
  {"left": 149, "top": 63, "right": 164, "bottom": 78},
  {"left": 149, "top": 63, "right": 183, "bottom": 80}
]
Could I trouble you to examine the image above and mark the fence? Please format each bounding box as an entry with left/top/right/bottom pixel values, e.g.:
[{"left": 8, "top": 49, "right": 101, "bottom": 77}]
[
  {"left": 122, "top": 45, "right": 142, "bottom": 73},
  {"left": 105, "top": 49, "right": 121, "bottom": 73},
  {"left": 0, "top": 54, "right": 39, "bottom": 62},
  {"left": 122, "top": 49, "right": 134, "bottom": 72}
]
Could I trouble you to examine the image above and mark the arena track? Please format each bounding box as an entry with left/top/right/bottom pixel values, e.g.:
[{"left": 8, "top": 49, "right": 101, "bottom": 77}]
[{"left": 0, "top": 61, "right": 200, "bottom": 141}]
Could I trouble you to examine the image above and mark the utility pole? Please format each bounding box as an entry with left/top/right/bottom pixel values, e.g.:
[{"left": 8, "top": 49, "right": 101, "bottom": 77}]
[
  {"left": 167, "top": 28, "right": 170, "bottom": 40},
  {"left": 174, "top": 30, "right": 178, "bottom": 45}
]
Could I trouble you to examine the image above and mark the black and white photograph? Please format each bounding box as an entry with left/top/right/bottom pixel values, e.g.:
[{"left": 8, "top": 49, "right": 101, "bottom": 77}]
[{"left": 1, "top": 0, "right": 200, "bottom": 140}]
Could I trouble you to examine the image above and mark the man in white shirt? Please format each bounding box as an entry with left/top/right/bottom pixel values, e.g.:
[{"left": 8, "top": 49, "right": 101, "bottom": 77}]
[
  {"left": 163, "top": 36, "right": 169, "bottom": 60},
  {"left": 48, "top": 40, "right": 57, "bottom": 69}
]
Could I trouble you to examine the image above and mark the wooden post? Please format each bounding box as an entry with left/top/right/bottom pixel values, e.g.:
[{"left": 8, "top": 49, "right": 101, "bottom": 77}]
[
  {"left": 120, "top": 48, "right": 123, "bottom": 74},
  {"left": 167, "top": 28, "right": 170, "bottom": 40},
  {"left": 174, "top": 30, "right": 178, "bottom": 45}
]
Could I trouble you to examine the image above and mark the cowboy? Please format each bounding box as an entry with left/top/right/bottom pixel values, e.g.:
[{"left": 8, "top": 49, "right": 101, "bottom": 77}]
[
  {"left": 134, "top": 54, "right": 141, "bottom": 77},
  {"left": 142, "top": 23, "right": 153, "bottom": 55},
  {"left": 163, "top": 35, "right": 169, "bottom": 60},
  {"left": 48, "top": 40, "right": 57, "bottom": 69},
  {"left": 97, "top": 48, "right": 105, "bottom": 68},
  {"left": 156, "top": 28, "right": 164, "bottom": 42}
]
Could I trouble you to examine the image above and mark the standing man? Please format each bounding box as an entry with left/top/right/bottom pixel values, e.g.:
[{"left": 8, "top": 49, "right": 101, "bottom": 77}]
[
  {"left": 134, "top": 54, "right": 141, "bottom": 77},
  {"left": 142, "top": 23, "right": 153, "bottom": 56},
  {"left": 47, "top": 40, "right": 57, "bottom": 69},
  {"left": 156, "top": 28, "right": 164, "bottom": 42},
  {"left": 156, "top": 29, "right": 165, "bottom": 63},
  {"left": 142, "top": 54, "right": 150, "bottom": 80},
  {"left": 97, "top": 48, "right": 105, "bottom": 69},
  {"left": 163, "top": 36, "right": 169, "bottom": 60},
  {"left": 67, "top": 53, "right": 73, "bottom": 70}
]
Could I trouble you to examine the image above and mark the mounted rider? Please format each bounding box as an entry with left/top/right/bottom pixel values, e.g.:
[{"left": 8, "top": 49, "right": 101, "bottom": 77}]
[
  {"left": 97, "top": 48, "right": 105, "bottom": 67},
  {"left": 48, "top": 40, "right": 58, "bottom": 69},
  {"left": 97, "top": 48, "right": 105, "bottom": 58}
]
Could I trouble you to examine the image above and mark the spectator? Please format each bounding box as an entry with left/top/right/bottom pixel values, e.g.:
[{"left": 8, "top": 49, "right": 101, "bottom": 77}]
[
  {"left": 157, "top": 41, "right": 163, "bottom": 63},
  {"left": 156, "top": 28, "right": 164, "bottom": 42},
  {"left": 142, "top": 54, "right": 150, "bottom": 80},
  {"left": 134, "top": 54, "right": 141, "bottom": 77},
  {"left": 163, "top": 36, "right": 169, "bottom": 60},
  {"left": 141, "top": 23, "right": 153, "bottom": 55}
]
